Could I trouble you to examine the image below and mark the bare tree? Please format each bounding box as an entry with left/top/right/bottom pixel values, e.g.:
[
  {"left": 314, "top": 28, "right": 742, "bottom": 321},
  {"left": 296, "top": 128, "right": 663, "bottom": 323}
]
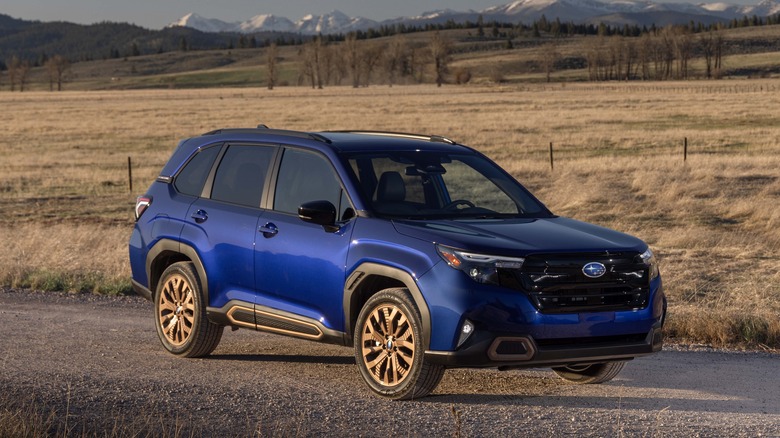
[
  {"left": 586, "top": 37, "right": 607, "bottom": 81},
  {"left": 623, "top": 39, "right": 638, "bottom": 80},
  {"left": 659, "top": 27, "right": 675, "bottom": 80},
  {"left": 360, "top": 42, "right": 384, "bottom": 87},
  {"left": 300, "top": 36, "right": 324, "bottom": 89},
  {"left": 699, "top": 31, "right": 715, "bottom": 79},
  {"left": 429, "top": 31, "right": 451, "bottom": 87},
  {"left": 8, "top": 56, "right": 20, "bottom": 91},
  {"left": 607, "top": 37, "right": 624, "bottom": 80},
  {"left": 45, "top": 55, "right": 71, "bottom": 91},
  {"left": 637, "top": 33, "right": 654, "bottom": 80},
  {"left": 326, "top": 45, "right": 347, "bottom": 86},
  {"left": 673, "top": 28, "right": 693, "bottom": 80},
  {"left": 713, "top": 31, "right": 724, "bottom": 79},
  {"left": 540, "top": 43, "right": 560, "bottom": 82},
  {"left": 17, "top": 59, "right": 31, "bottom": 92},
  {"left": 266, "top": 43, "right": 278, "bottom": 90},
  {"left": 699, "top": 31, "right": 723, "bottom": 79},
  {"left": 343, "top": 33, "right": 361, "bottom": 88},
  {"left": 408, "top": 46, "right": 427, "bottom": 83},
  {"left": 383, "top": 34, "right": 408, "bottom": 87},
  {"left": 313, "top": 37, "right": 324, "bottom": 89}
]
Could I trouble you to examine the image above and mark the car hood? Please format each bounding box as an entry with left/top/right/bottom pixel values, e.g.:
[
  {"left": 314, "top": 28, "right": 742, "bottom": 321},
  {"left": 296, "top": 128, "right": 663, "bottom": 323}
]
[{"left": 392, "top": 216, "right": 647, "bottom": 256}]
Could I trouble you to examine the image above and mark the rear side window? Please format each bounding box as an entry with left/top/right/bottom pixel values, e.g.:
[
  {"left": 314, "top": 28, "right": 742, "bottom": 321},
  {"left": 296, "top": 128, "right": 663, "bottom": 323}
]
[
  {"left": 174, "top": 146, "right": 221, "bottom": 196},
  {"left": 273, "top": 149, "right": 345, "bottom": 215},
  {"left": 211, "top": 145, "right": 275, "bottom": 208}
]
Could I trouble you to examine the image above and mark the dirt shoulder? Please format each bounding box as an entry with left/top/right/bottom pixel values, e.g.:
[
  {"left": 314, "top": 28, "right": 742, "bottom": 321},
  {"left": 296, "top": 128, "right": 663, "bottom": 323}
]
[{"left": 1, "top": 288, "right": 778, "bottom": 436}]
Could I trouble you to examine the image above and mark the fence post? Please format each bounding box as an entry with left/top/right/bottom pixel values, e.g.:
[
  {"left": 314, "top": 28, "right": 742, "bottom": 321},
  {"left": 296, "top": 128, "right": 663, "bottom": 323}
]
[
  {"left": 549, "top": 142, "right": 554, "bottom": 171},
  {"left": 128, "top": 156, "right": 133, "bottom": 193},
  {"left": 684, "top": 137, "right": 688, "bottom": 163}
]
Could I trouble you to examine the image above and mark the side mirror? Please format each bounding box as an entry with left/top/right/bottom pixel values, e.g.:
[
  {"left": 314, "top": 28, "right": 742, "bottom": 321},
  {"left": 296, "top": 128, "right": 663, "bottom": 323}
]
[{"left": 298, "top": 200, "right": 339, "bottom": 232}]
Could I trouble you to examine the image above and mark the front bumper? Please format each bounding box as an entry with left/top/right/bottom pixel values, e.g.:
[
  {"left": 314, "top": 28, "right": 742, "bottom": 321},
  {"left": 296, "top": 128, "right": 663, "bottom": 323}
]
[{"left": 425, "top": 321, "right": 663, "bottom": 369}]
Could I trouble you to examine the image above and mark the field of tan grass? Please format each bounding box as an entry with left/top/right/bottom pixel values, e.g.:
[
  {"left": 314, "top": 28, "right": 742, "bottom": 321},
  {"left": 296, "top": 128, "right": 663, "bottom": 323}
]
[{"left": 1, "top": 82, "right": 778, "bottom": 348}]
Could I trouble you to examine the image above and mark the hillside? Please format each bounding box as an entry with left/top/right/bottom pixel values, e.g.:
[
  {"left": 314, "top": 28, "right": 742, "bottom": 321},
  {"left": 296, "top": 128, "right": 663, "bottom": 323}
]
[
  {"left": 0, "top": 13, "right": 300, "bottom": 66},
  {"left": 5, "top": 23, "right": 780, "bottom": 91}
]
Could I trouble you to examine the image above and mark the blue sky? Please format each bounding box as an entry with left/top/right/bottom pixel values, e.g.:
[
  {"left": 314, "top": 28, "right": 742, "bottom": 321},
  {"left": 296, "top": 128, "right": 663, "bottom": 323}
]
[{"left": 2, "top": 0, "right": 759, "bottom": 29}]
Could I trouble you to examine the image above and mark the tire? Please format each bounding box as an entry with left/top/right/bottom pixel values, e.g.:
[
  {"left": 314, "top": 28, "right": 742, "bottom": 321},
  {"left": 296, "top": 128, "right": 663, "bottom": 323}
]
[
  {"left": 354, "top": 288, "right": 445, "bottom": 400},
  {"left": 552, "top": 361, "right": 626, "bottom": 384},
  {"left": 154, "top": 262, "right": 223, "bottom": 358}
]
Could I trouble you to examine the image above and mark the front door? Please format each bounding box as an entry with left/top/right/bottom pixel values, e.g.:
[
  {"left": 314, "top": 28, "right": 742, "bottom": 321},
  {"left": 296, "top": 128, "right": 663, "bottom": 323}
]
[{"left": 254, "top": 148, "right": 355, "bottom": 332}]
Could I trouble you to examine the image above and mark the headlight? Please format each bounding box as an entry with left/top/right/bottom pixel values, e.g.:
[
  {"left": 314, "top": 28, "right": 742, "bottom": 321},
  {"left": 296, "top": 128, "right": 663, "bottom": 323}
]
[
  {"left": 640, "top": 248, "right": 659, "bottom": 281},
  {"left": 436, "top": 244, "right": 524, "bottom": 285}
]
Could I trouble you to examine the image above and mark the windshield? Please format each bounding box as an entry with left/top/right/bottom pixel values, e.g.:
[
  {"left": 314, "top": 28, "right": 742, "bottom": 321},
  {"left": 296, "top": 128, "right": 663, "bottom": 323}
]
[{"left": 342, "top": 151, "right": 552, "bottom": 219}]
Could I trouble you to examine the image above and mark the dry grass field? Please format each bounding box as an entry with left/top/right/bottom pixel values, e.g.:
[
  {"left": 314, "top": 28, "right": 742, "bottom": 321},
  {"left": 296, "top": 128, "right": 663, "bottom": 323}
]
[{"left": 1, "top": 82, "right": 779, "bottom": 348}]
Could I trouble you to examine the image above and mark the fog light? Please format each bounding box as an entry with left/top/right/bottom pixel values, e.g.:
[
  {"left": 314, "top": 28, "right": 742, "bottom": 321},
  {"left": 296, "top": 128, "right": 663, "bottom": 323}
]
[{"left": 457, "top": 320, "right": 475, "bottom": 348}]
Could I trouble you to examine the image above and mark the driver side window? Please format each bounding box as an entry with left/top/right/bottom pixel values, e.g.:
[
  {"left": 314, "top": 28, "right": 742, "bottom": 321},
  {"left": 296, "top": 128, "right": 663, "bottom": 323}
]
[{"left": 273, "top": 148, "right": 353, "bottom": 219}]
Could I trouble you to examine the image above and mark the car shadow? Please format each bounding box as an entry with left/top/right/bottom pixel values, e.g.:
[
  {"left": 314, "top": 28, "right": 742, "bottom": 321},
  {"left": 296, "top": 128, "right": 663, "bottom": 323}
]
[{"left": 422, "top": 349, "right": 780, "bottom": 416}]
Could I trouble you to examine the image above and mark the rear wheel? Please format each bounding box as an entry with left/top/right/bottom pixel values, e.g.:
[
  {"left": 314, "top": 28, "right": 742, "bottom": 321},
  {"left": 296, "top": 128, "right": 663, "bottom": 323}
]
[
  {"left": 552, "top": 361, "right": 625, "bottom": 384},
  {"left": 154, "top": 262, "right": 223, "bottom": 357},
  {"left": 354, "top": 288, "right": 445, "bottom": 400}
]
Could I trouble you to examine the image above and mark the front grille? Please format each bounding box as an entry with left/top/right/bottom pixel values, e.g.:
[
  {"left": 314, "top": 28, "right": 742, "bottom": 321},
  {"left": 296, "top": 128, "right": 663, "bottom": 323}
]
[{"left": 499, "top": 252, "right": 650, "bottom": 314}]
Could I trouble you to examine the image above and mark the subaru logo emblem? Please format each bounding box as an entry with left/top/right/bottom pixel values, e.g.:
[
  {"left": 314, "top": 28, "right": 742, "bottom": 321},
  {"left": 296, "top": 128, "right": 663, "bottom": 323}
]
[{"left": 582, "top": 262, "right": 606, "bottom": 278}]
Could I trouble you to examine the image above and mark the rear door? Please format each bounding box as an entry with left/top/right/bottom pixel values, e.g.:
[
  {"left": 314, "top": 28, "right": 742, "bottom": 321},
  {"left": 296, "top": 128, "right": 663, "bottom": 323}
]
[{"left": 179, "top": 144, "right": 277, "bottom": 310}]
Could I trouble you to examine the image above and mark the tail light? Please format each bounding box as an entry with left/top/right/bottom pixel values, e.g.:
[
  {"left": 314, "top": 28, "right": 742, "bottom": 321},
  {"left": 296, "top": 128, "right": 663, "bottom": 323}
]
[{"left": 135, "top": 196, "right": 152, "bottom": 221}]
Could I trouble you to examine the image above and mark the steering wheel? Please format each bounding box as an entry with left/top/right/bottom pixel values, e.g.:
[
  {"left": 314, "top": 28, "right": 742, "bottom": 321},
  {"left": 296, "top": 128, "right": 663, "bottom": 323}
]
[{"left": 443, "top": 199, "right": 475, "bottom": 211}]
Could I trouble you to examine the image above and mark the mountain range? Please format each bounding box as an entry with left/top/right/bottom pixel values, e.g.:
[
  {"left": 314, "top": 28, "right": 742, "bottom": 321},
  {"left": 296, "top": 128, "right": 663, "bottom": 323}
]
[{"left": 169, "top": 0, "right": 780, "bottom": 34}]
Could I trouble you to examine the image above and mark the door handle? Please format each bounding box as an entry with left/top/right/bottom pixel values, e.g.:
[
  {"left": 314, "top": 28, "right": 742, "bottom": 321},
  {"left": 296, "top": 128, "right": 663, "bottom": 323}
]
[
  {"left": 259, "top": 222, "right": 278, "bottom": 238},
  {"left": 191, "top": 210, "right": 208, "bottom": 223}
]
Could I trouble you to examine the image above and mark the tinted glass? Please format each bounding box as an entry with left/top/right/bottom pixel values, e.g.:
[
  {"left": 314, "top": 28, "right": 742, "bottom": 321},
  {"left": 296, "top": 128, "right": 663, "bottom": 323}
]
[
  {"left": 211, "top": 145, "right": 274, "bottom": 208},
  {"left": 274, "top": 149, "right": 345, "bottom": 215},
  {"left": 343, "top": 151, "right": 551, "bottom": 219},
  {"left": 174, "top": 145, "right": 221, "bottom": 196}
]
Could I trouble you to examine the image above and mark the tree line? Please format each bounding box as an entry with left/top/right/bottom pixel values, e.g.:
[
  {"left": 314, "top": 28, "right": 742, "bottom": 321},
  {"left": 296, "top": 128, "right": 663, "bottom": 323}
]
[
  {"left": 584, "top": 27, "right": 725, "bottom": 81},
  {"left": 287, "top": 31, "right": 452, "bottom": 90},
  {"left": 2, "top": 54, "right": 70, "bottom": 91},
  {"left": 3, "top": 11, "right": 779, "bottom": 91}
]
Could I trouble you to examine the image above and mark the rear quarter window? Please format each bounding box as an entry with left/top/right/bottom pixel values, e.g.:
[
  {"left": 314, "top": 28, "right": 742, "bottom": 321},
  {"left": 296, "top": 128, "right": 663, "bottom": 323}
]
[{"left": 174, "top": 145, "right": 221, "bottom": 196}]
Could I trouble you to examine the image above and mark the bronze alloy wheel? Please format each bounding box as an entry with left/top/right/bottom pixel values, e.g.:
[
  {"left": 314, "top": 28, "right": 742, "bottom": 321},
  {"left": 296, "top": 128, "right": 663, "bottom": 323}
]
[
  {"left": 360, "top": 303, "right": 416, "bottom": 387},
  {"left": 154, "top": 262, "right": 223, "bottom": 357},
  {"left": 354, "top": 288, "right": 444, "bottom": 399},
  {"left": 157, "top": 273, "right": 196, "bottom": 346}
]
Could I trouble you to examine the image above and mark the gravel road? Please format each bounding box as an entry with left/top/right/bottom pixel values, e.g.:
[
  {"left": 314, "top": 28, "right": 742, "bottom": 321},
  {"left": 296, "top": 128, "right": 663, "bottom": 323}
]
[{"left": 1, "top": 288, "right": 778, "bottom": 437}]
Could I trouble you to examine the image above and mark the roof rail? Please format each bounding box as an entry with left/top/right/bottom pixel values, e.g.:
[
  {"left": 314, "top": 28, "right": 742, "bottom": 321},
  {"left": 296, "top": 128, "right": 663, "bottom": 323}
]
[
  {"left": 327, "top": 130, "right": 456, "bottom": 145},
  {"left": 200, "top": 127, "right": 331, "bottom": 144}
]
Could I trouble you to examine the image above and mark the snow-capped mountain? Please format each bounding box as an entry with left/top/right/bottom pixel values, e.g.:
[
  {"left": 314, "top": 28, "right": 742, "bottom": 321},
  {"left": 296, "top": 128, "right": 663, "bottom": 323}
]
[
  {"left": 168, "top": 0, "right": 780, "bottom": 35},
  {"left": 295, "top": 10, "right": 379, "bottom": 34},
  {"left": 704, "top": 0, "right": 780, "bottom": 16},
  {"left": 169, "top": 10, "right": 377, "bottom": 35},
  {"left": 238, "top": 14, "right": 295, "bottom": 33},
  {"left": 169, "top": 13, "right": 236, "bottom": 33}
]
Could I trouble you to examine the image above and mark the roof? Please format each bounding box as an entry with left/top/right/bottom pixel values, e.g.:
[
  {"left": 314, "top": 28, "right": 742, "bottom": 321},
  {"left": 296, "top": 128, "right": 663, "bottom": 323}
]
[
  {"left": 315, "top": 131, "right": 470, "bottom": 153},
  {"left": 160, "top": 128, "right": 473, "bottom": 178}
]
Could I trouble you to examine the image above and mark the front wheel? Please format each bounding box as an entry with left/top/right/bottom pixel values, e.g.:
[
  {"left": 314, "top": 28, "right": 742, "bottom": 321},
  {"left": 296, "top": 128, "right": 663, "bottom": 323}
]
[
  {"left": 154, "top": 262, "right": 223, "bottom": 358},
  {"left": 354, "top": 288, "right": 445, "bottom": 400},
  {"left": 552, "top": 361, "right": 626, "bottom": 384}
]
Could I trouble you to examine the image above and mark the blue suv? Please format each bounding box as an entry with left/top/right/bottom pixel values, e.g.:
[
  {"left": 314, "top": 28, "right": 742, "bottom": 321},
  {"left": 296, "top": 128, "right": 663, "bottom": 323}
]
[{"left": 129, "top": 128, "right": 666, "bottom": 399}]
